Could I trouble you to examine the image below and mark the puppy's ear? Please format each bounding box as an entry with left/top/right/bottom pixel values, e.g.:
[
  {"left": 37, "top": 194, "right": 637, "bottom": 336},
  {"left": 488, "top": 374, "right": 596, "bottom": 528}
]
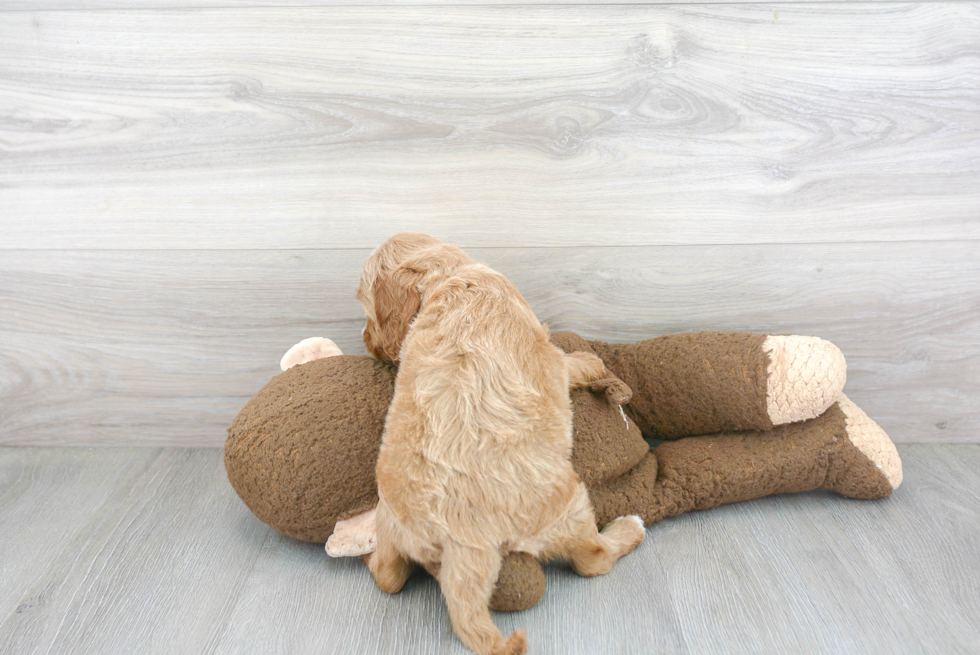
[{"left": 373, "top": 266, "right": 424, "bottom": 363}]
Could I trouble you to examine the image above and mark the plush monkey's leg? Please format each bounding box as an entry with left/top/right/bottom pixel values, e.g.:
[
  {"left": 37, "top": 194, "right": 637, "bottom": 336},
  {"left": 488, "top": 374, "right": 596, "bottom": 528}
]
[
  {"left": 828, "top": 394, "right": 903, "bottom": 495},
  {"left": 587, "top": 398, "right": 902, "bottom": 527},
  {"left": 586, "top": 332, "right": 845, "bottom": 439}
]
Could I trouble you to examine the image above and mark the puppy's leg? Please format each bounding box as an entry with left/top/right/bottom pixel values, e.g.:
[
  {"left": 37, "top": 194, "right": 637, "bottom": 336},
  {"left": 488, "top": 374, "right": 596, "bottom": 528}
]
[
  {"left": 565, "top": 351, "right": 632, "bottom": 405},
  {"left": 368, "top": 539, "right": 413, "bottom": 594},
  {"left": 565, "top": 351, "right": 607, "bottom": 389},
  {"left": 366, "top": 503, "right": 413, "bottom": 594},
  {"left": 569, "top": 515, "right": 645, "bottom": 577},
  {"left": 552, "top": 484, "right": 645, "bottom": 578},
  {"left": 439, "top": 543, "right": 527, "bottom": 655}
]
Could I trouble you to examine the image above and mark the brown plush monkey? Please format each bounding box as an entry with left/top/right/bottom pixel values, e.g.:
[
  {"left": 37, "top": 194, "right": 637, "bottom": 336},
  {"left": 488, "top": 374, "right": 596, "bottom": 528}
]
[{"left": 225, "top": 331, "right": 901, "bottom": 611}]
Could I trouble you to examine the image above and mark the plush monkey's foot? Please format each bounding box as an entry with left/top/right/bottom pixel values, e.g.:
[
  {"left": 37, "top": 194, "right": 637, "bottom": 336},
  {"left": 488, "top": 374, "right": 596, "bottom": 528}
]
[
  {"left": 764, "top": 336, "right": 847, "bottom": 426},
  {"left": 326, "top": 508, "right": 377, "bottom": 557},
  {"left": 824, "top": 394, "right": 903, "bottom": 498}
]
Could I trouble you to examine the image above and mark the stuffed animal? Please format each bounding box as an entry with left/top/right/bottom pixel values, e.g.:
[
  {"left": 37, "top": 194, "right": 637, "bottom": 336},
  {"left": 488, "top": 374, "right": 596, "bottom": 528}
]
[{"left": 225, "top": 331, "right": 902, "bottom": 611}]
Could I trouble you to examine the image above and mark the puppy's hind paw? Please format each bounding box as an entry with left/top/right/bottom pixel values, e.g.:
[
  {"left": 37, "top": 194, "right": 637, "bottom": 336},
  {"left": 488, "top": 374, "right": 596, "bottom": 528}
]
[{"left": 604, "top": 515, "right": 645, "bottom": 556}]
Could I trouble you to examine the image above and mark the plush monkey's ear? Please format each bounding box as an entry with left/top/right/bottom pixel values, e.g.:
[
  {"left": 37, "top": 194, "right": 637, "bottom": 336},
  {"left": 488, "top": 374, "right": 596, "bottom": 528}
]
[{"left": 372, "top": 267, "right": 423, "bottom": 363}]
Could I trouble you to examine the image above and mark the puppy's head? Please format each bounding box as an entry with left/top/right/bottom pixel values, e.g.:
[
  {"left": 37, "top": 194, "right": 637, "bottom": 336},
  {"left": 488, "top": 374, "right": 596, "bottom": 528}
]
[{"left": 357, "top": 233, "right": 469, "bottom": 364}]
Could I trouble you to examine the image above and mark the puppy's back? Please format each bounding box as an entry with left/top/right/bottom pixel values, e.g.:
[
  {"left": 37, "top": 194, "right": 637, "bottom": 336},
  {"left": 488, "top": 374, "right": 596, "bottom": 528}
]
[{"left": 391, "top": 264, "right": 575, "bottom": 536}]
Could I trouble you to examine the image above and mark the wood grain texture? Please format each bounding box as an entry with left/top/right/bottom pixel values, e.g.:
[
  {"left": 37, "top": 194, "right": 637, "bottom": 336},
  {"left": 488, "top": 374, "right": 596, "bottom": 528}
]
[
  {"left": 649, "top": 443, "right": 980, "bottom": 655},
  {"left": 1, "top": 4, "right": 978, "bottom": 249},
  {"left": 808, "top": 443, "right": 980, "bottom": 653},
  {"left": 0, "top": 448, "right": 160, "bottom": 621},
  {"left": 213, "top": 521, "right": 690, "bottom": 655},
  {"left": 0, "top": 448, "right": 271, "bottom": 655},
  {"left": 1, "top": 241, "right": 976, "bottom": 446},
  {"left": 0, "top": 445, "right": 977, "bottom": 654},
  {"left": 0, "top": 0, "right": 949, "bottom": 10}
]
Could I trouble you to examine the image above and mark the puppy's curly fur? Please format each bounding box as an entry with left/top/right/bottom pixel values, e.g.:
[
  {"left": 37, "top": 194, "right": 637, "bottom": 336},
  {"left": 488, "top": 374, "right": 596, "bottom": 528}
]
[{"left": 358, "top": 233, "right": 644, "bottom": 655}]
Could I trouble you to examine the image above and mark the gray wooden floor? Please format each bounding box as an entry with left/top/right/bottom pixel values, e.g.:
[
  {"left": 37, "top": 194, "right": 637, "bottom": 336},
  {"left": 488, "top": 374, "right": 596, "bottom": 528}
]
[{"left": 1, "top": 444, "right": 978, "bottom": 654}]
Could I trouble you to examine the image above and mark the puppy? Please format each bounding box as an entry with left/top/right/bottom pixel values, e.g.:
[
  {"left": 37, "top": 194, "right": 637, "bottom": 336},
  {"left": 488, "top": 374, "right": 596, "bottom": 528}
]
[{"left": 358, "top": 233, "right": 644, "bottom": 655}]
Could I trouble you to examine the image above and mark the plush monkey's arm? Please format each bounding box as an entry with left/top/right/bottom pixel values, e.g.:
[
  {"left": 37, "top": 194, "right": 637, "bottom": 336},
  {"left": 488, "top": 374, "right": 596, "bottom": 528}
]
[{"left": 552, "top": 331, "right": 846, "bottom": 439}]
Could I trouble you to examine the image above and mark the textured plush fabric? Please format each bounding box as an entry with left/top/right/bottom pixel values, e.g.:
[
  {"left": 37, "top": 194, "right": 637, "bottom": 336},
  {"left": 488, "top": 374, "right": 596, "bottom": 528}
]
[
  {"left": 588, "top": 402, "right": 893, "bottom": 527},
  {"left": 225, "top": 355, "right": 396, "bottom": 543},
  {"left": 224, "top": 342, "right": 645, "bottom": 544},
  {"left": 488, "top": 552, "right": 546, "bottom": 612},
  {"left": 568, "top": 387, "right": 648, "bottom": 487},
  {"left": 548, "top": 332, "right": 649, "bottom": 487},
  {"left": 588, "top": 331, "right": 774, "bottom": 439},
  {"left": 763, "top": 335, "right": 847, "bottom": 425},
  {"left": 225, "top": 331, "right": 895, "bottom": 614}
]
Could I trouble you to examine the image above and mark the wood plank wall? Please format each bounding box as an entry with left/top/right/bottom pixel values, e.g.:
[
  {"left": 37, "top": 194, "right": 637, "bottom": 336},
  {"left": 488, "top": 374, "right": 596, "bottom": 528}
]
[{"left": 1, "top": 3, "right": 978, "bottom": 445}]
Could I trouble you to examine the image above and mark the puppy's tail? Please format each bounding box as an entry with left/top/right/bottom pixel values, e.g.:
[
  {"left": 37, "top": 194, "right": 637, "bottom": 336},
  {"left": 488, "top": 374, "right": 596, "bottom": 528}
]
[{"left": 439, "top": 543, "right": 528, "bottom": 655}]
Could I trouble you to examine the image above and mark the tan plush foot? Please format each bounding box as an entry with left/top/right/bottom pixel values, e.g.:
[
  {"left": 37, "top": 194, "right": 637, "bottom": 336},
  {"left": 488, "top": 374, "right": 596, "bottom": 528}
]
[
  {"left": 837, "top": 394, "right": 903, "bottom": 492},
  {"left": 764, "top": 336, "right": 847, "bottom": 425},
  {"left": 325, "top": 508, "right": 377, "bottom": 557},
  {"left": 280, "top": 337, "right": 343, "bottom": 371}
]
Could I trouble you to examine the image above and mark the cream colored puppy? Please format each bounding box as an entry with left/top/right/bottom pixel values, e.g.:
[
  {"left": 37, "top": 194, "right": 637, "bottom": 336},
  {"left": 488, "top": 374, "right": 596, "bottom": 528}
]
[{"left": 357, "top": 233, "right": 644, "bottom": 655}]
